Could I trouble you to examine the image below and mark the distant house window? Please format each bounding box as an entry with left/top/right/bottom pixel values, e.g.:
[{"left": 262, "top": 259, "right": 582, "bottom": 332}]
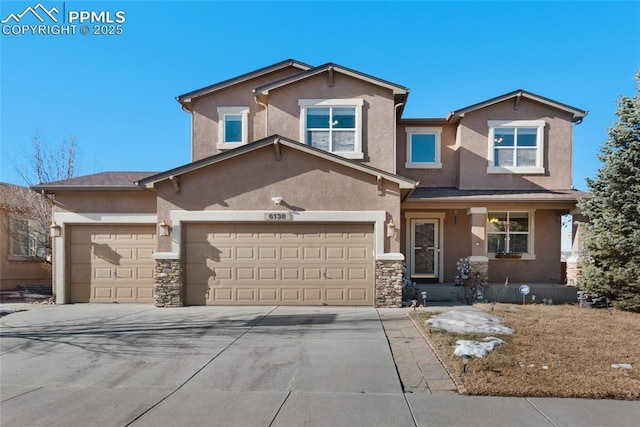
[
  {"left": 10, "top": 217, "right": 45, "bottom": 258},
  {"left": 405, "top": 127, "right": 442, "bottom": 169},
  {"left": 487, "top": 120, "right": 545, "bottom": 174},
  {"left": 299, "top": 99, "right": 364, "bottom": 159},
  {"left": 217, "top": 107, "right": 249, "bottom": 149},
  {"left": 487, "top": 211, "right": 531, "bottom": 254}
]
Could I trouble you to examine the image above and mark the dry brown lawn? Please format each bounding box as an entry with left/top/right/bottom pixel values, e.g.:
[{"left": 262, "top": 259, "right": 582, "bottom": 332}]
[{"left": 412, "top": 304, "right": 640, "bottom": 400}]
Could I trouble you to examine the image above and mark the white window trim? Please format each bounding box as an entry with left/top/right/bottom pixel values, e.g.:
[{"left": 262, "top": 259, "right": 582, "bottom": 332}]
[
  {"left": 405, "top": 127, "right": 442, "bottom": 169},
  {"left": 217, "top": 106, "right": 249, "bottom": 149},
  {"left": 487, "top": 120, "right": 545, "bottom": 174},
  {"left": 298, "top": 99, "right": 364, "bottom": 160},
  {"left": 486, "top": 210, "right": 536, "bottom": 260}
]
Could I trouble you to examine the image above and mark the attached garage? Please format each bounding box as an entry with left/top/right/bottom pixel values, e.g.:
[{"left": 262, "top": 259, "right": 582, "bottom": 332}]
[
  {"left": 185, "top": 222, "right": 374, "bottom": 306},
  {"left": 69, "top": 225, "right": 156, "bottom": 303}
]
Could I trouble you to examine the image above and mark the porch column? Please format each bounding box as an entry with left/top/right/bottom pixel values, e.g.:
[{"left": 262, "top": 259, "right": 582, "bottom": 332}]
[
  {"left": 153, "top": 254, "right": 184, "bottom": 307},
  {"left": 467, "top": 207, "right": 489, "bottom": 280},
  {"left": 566, "top": 213, "right": 587, "bottom": 286}
]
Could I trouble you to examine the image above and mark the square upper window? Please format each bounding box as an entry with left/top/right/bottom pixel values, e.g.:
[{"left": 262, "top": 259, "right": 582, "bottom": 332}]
[
  {"left": 217, "top": 107, "right": 249, "bottom": 149},
  {"left": 10, "top": 217, "right": 45, "bottom": 259},
  {"left": 488, "top": 120, "right": 545, "bottom": 174},
  {"left": 299, "top": 99, "right": 364, "bottom": 159},
  {"left": 405, "top": 127, "right": 442, "bottom": 169}
]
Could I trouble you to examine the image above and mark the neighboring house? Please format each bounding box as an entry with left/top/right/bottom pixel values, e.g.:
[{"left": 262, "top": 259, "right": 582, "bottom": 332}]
[
  {"left": 0, "top": 183, "right": 51, "bottom": 291},
  {"left": 33, "top": 59, "right": 587, "bottom": 307}
]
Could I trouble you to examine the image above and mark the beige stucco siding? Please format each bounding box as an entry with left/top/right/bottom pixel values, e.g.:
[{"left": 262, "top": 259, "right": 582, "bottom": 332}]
[
  {"left": 457, "top": 99, "right": 574, "bottom": 190},
  {"left": 190, "top": 67, "right": 303, "bottom": 161},
  {"left": 396, "top": 123, "right": 459, "bottom": 187},
  {"left": 155, "top": 145, "right": 401, "bottom": 253},
  {"left": 265, "top": 73, "right": 397, "bottom": 172},
  {"left": 53, "top": 191, "right": 157, "bottom": 214}
]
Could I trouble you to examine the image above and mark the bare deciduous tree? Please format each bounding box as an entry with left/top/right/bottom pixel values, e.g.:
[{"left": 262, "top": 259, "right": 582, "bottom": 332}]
[{"left": 3, "top": 133, "right": 79, "bottom": 264}]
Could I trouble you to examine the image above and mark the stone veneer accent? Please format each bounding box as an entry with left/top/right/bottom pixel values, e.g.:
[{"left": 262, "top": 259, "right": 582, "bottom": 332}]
[
  {"left": 469, "top": 259, "right": 489, "bottom": 282},
  {"left": 565, "top": 257, "right": 583, "bottom": 287},
  {"left": 154, "top": 259, "right": 184, "bottom": 307},
  {"left": 375, "top": 260, "right": 403, "bottom": 308}
]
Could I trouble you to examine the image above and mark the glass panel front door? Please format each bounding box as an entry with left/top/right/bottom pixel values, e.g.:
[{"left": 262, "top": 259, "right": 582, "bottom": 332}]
[{"left": 411, "top": 219, "right": 439, "bottom": 278}]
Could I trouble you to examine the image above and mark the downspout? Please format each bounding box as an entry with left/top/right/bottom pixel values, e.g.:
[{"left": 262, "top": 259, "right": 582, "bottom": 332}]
[
  {"left": 394, "top": 102, "right": 405, "bottom": 174},
  {"left": 255, "top": 95, "right": 268, "bottom": 138}
]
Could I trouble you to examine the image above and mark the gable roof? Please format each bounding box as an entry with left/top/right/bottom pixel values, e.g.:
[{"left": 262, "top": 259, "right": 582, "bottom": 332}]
[
  {"left": 137, "top": 135, "right": 418, "bottom": 190},
  {"left": 32, "top": 172, "right": 157, "bottom": 193},
  {"left": 176, "top": 59, "right": 312, "bottom": 110},
  {"left": 253, "top": 62, "right": 409, "bottom": 97},
  {"left": 448, "top": 89, "right": 588, "bottom": 122}
]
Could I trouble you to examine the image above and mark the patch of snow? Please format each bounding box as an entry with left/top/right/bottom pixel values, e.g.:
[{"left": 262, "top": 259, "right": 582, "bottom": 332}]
[
  {"left": 425, "top": 310, "right": 514, "bottom": 334},
  {"left": 611, "top": 363, "right": 633, "bottom": 369},
  {"left": 453, "top": 337, "right": 505, "bottom": 358},
  {"left": 542, "top": 365, "right": 550, "bottom": 370}
]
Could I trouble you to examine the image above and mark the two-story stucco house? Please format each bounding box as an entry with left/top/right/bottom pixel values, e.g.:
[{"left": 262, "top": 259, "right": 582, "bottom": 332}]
[{"left": 34, "top": 59, "right": 587, "bottom": 307}]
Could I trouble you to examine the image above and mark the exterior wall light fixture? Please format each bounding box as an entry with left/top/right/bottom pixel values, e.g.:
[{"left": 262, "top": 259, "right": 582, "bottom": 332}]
[
  {"left": 271, "top": 196, "right": 283, "bottom": 206},
  {"left": 50, "top": 221, "right": 62, "bottom": 238},
  {"left": 159, "top": 219, "right": 171, "bottom": 237},
  {"left": 386, "top": 219, "right": 398, "bottom": 238}
]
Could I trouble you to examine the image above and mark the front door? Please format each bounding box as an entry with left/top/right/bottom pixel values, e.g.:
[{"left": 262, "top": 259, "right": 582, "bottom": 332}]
[{"left": 411, "top": 219, "right": 439, "bottom": 279}]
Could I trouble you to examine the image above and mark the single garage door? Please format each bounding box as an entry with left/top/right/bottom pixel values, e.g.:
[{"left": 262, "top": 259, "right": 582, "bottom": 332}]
[
  {"left": 69, "top": 225, "right": 156, "bottom": 303},
  {"left": 185, "top": 223, "right": 374, "bottom": 306}
]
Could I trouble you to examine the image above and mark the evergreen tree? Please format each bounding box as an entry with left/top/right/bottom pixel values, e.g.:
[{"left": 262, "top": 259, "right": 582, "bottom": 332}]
[{"left": 578, "top": 72, "right": 640, "bottom": 312}]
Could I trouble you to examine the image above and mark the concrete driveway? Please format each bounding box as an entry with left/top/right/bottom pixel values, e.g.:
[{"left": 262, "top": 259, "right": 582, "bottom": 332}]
[
  {"left": 2, "top": 304, "right": 639, "bottom": 427},
  {"left": 0, "top": 304, "right": 412, "bottom": 426}
]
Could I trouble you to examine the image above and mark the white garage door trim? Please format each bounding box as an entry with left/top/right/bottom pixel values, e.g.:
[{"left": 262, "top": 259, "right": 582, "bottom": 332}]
[
  {"left": 52, "top": 213, "right": 157, "bottom": 303},
  {"left": 155, "top": 210, "right": 387, "bottom": 261}
]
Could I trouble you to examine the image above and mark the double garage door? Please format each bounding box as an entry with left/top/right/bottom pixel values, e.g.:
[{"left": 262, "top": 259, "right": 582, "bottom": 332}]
[
  {"left": 69, "top": 222, "right": 374, "bottom": 306},
  {"left": 185, "top": 223, "right": 375, "bottom": 306},
  {"left": 69, "top": 225, "right": 156, "bottom": 303}
]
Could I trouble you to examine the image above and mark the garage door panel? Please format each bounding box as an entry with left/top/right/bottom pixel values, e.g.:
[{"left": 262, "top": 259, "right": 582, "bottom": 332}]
[
  {"left": 185, "top": 223, "right": 373, "bottom": 306},
  {"left": 70, "top": 225, "right": 156, "bottom": 303}
]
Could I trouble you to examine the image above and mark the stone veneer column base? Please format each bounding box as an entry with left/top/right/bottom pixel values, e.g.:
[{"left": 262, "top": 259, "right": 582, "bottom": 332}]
[
  {"left": 565, "top": 257, "right": 583, "bottom": 287},
  {"left": 375, "top": 259, "right": 403, "bottom": 308},
  {"left": 154, "top": 259, "right": 184, "bottom": 307},
  {"left": 469, "top": 259, "right": 489, "bottom": 281}
]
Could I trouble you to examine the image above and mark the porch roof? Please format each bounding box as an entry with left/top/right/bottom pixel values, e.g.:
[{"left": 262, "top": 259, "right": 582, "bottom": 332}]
[
  {"left": 406, "top": 187, "right": 587, "bottom": 203},
  {"left": 31, "top": 172, "right": 157, "bottom": 192}
]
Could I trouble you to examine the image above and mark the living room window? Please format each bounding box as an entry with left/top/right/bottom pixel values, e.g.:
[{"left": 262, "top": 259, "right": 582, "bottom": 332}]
[
  {"left": 487, "top": 120, "right": 545, "bottom": 174},
  {"left": 217, "top": 107, "right": 249, "bottom": 149},
  {"left": 10, "top": 217, "right": 45, "bottom": 259},
  {"left": 405, "top": 127, "right": 442, "bottom": 169},
  {"left": 299, "top": 99, "right": 364, "bottom": 159},
  {"left": 487, "top": 211, "right": 531, "bottom": 255}
]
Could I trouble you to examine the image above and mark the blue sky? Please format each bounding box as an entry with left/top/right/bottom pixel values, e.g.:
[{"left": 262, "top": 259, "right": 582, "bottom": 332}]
[{"left": 1, "top": 0, "right": 639, "bottom": 191}]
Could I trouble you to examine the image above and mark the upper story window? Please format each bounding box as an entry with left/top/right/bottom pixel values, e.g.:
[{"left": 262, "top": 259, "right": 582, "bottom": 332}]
[
  {"left": 217, "top": 107, "right": 249, "bottom": 149},
  {"left": 405, "top": 127, "right": 442, "bottom": 169},
  {"left": 487, "top": 120, "right": 545, "bottom": 174},
  {"left": 10, "top": 217, "right": 45, "bottom": 259},
  {"left": 487, "top": 211, "right": 532, "bottom": 256},
  {"left": 299, "top": 99, "right": 364, "bottom": 159}
]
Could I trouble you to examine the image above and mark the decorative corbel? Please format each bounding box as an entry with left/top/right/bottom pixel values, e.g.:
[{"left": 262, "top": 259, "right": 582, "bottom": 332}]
[
  {"left": 169, "top": 175, "right": 181, "bottom": 192},
  {"left": 377, "top": 175, "right": 383, "bottom": 196},
  {"left": 514, "top": 92, "right": 523, "bottom": 111},
  {"left": 273, "top": 137, "right": 282, "bottom": 161},
  {"left": 327, "top": 66, "right": 335, "bottom": 87}
]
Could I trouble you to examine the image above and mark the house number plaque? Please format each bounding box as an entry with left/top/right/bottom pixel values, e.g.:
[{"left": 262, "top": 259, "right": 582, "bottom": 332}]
[{"left": 264, "top": 212, "right": 292, "bottom": 221}]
